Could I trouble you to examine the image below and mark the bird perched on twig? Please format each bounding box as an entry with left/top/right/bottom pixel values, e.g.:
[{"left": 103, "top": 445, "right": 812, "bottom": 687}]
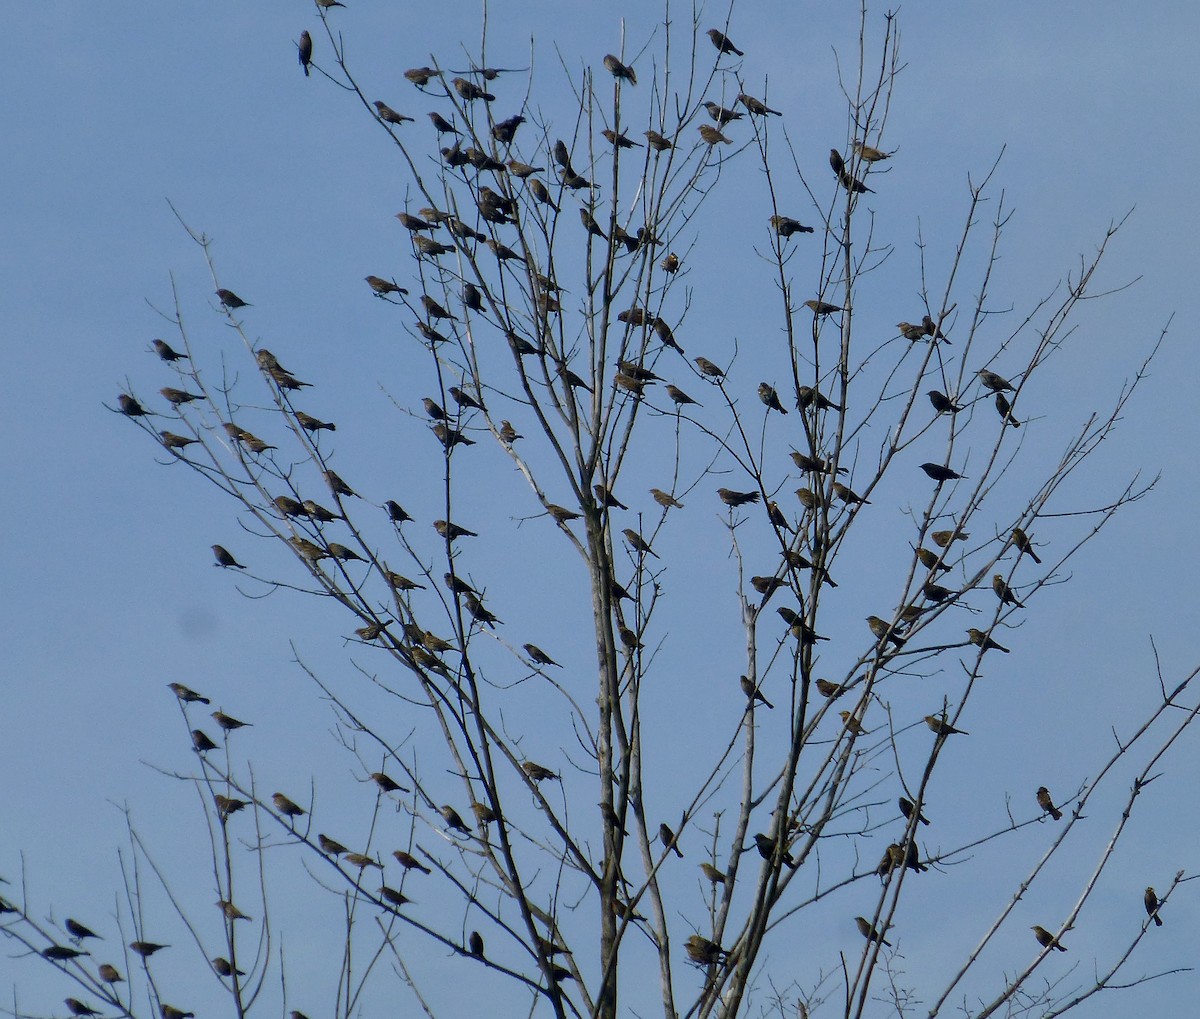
[
  {"left": 977, "top": 368, "right": 1015, "bottom": 393},
  {"left": 803, "top": 299, "right": 843, "bottom": 316},
  {"left": 1031, "top": 925, "right": 1067, "bottom": 952},
  {"left": 853, "top": 140, "right": 891, "bottom": 162},
  {"left": 298, "top": 31, "right": 312, "bottom": 76},
  {"left": 855, "top": 916, "right": 891, "bottom": 947},
  {"left": 740, "top": 675, "right": 773, "bottom": 709},
  {"left": 995, "top": 392, "right": 1021, "bottom": 428},
  {"left": 1012, "top": 527, "right": 1042, "bottom": 563},
  {"left": 1144, "top": 887, "right": 1164, "bottom": 927},
  {"left": 659, "top": 823, "right": 683, "bottom": 858},
  {"left": 758, "top": 382, "right": 788, "bottom": 414},
  {"left": 706, "top": 28, "right": 744, "bottom": 55},
  {"left": 924, "top": 714, "right": 967, "bottom": 736},
  {"left": 451, "top": 77, "right": 494, "bottom": 102},
  {"left": 927, "top": 390, "right": 962, "bottom": 415},
  {"left": 1036, "top": 786, "right": 1062, "bottom": 820},
  {"left": 216, "top": 289, "right": 249, "bottom": 309},
  {"left": 602, "top": 54, "right": 636, "bottom": 84},
  {"left": 738, "top": 93, "right": 781, "bottom": 116},
  {"left": 898, "top": 797, "right": 930, "bottom": 826},
  {"left": 699, "top": 124, "right": 732, "bottom": 145},
  {"left": 867, "top": 615, "right": 905, "bottom": 647},
  {"left": 992, "top": 574, "right": 1025, "bottom": 608},
  {"left": 273, "top": 793, "right": 305, "bottom": 818},
  {"left": 770, "top": 215, "right": 814, "bottom": 237},
  {"left": 717, "top": 488, "right": 759, "bottom": 507},
  {"left": 919, "top": 463, "right": 965, "bottom": 482},
  {"left": 704, "top": 101, "right": 743, "bottom": 125},
  {"left": 967, "top": 627, "right": 1009, "bottom": 653},
  {"left": 373, "top": 101, "right": 412, "bottom": 125}
]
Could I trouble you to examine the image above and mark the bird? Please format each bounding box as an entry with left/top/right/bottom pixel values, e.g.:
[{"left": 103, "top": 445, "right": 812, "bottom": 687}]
[
  {"left": 212, "top": 957, "right": 245, "bottom": 978},
  {"left": 977, "top": 368, "right": 1014, "bottom": 393},
  {"left": 441, "top": 805, "right": 471, "bottom": 834},
  {"left": 853, "top": 140, "right": 890, "bottom": 162},
  {"left": 758, "top": 382, "right": 788, "bottom": 414},
  {"left": 580, "top": 207, "right": 607, "bottom": 238},
  {"left": 919, "top": 463, "right": 965, "bottom": 482},
  {"left": 522, "top": 761, "right": 558, "bottom": 782},
  {"left": 65, "top": 999, "right": 100, "bottom": 1017},
  {"left": 211, "top": 545, "right": 244, "bottom": 569},
  {"left": 927, "top": 390, "right": 962, "bottom": 414},
  {"left": 665, "top": 384, "right": 699, "bottom": 407},
  {"left": 295, "top": 411, "right": 335, "bottom": 432},
  {"left": 602, "top": 128, "right": 641, "bottom": 149},
  {"left": 160, "top": 387, "right": 202, "bottom": 405},
  {"left": 931, "top": 529, "right": 967, "bottom": 548},
  {"left": 855, "top": 916, "right": 891, "bottom": 946},
  {"left": 98, "top": 964, "right": 123, "bottom": 983},
  {"left": 967, "top": 627, "right": 1010, "bottom": 653},
  {"left": 740, "top": 675, "right": 773, "bottom": 709},
  {"left": 684, "top": 935, "right": 725, "bottom": 966},
  {"left": 698, "top": 124, "right": 732, "bottom": 145},
  {"left": 704, "top": 101, "right": 743, "bottom": 125},
  {"left": 373, "top": 101, "right": 412, "bottom": 125},
  {"left": 211, "top": 710, "right": 249, "bottom": 731},
  {"left": 622, "top": 528, "right": 658, "bottom": 558},
  {"left": 995, "top": 392, "right": 1021, "bottom": 428},
  {"left": 273, "top": 793, "right": 305, "bottom": 818},
  {"left": 815, "top": 679, "right": 844, "bottom": 699},
  {"left": 129, "top": 941, "right": 169, "bottom": 958},
  {"left": 506, "top": 160, "right": 543, "bottom": 178},
  {"left": 547, "top": 504, "right": 582, "bottom": 524},
  {"left": 404, "top": 67, "right": 440, "bottom": 88},
  {"left": 118, "top": 393, "right": 147, "bottom": 417},
  {"left": 770, "top": 215, "right": 814, "bottom": 237},
  {"left": 706, "top": 28, "right": 744, "bottom": 55},
  {"left": 700, "top": 862, "right": 727, "bottom": 884},
  {"left": 300, "top": 30, "right": 314, "bottom": 74},
  {"left": 1037, "top": 786, "right": 1062, "bottom": 820},
  {"left": 216, "top": 289, "right": 249, "bottom": 309},
  {"left": 659, "top": 823, "right": 683, "bottom": 857},
  {"left": 524, "top": 643, "right": 561, "bottom": 667},
  {"left": 169, "top": 682, "right": 209, "bottom": 704},
  {"left": 922, "top": 582, "right": 953, "bottom": 603},
  {"left": 318, "top": 833, "right": 349, "bottom": 857},
  {"left": 646, "top": 131, "right": 674, "bottom": 151},
  {"left": 839, "top": 710, "right": 867, "bottom": 735},
  {"left": 602, "top": 54, "right": 636, "bottom": 84},
  {"left": 434, "top": 520, "right": 477, "bottom": 541},
  {"left": 754, "top": 832, "right": 795, "bottom": 866},
  {"left": 492, "top": 114, "right": 525, "bottom": 144},
  {"left": 65, "top": 919, "right": 99, "bottom": 941},
  {"left": 797, "top": 386, "right": 844, "bottom": 412},
  {"left": 452, "top": 77, "right": 495, "bottom": 101},
  {"left": 468, "top": 931, "right": 485, "bottom": 957},
  {"left": 217, "top": 899, "right": 252, "bottom": 921},
  {"left": 898, "top": 797, "right": 930, "bottom": 826},
  {"left": 1005, "top": 528, "right": 1041, "bottom": 565},
  {"left": 738, "top": 93, "right": 781, "bottom": 116},
  {"left": 449, "top": 385, "right": 484, "bottom": 411},
  {"left": 915, "top": 547, "right": 950, "bottom": 573},
  {"left": 804, "top": 299, "right": 843, "bottom": 316},
  {"left": 718, "top": 488, "right": 759, "bottom": 507},
  {"left": 151, "top": 338, "right": 187, "bottom": 361},
  {"left": 897, "top": 321, "right": 927, "bottom": 341},
  {"left": 924, "top": 714, "right": 967, "bottom": 736},
  {"left": 1145, "top": 887, "right": 1164, "bottom": 926},
  {"left": 992, "top": 574, "right": 1025, "bottom": 608},
  {"left": 867, "top": 615, "right": 905, "bottom": 647},
  {"left": 1031, "top": 925, "right": 1067, "bottom": 952},
  {"left": 161, "top": 1006, "right": 195, "bottom": 1019},
  {"left": 694, "top": 356, "right": 725, "bottom": 378},
  {"left": 421, "top": 295, "right": 457, "bottom": 321},
  {"left": 432, "top": 423, "right": 474, "bottom": 448},
  {"left": 392, "top": 850, "right": 430, "bottom": 873},
  {"left": 159, "top": 431, "right": 198, "bottom": 450},
  {"left": 595, "top": 484, "right": 628, "bottom": 510},
  {"left": 314, "top": 0, "right": 345, "bottom": 9},
  {"left": 192, "top": 729, "right": 218, "bottom": 753},
  {"left": 42, "top": 945, "right": 89, "bottom": 961},
  {"left": 650, "top": 488, "right": 684, "bottom": 509},
  {"left": 832, "top": 482, "right": 869, "bottom": 506}
]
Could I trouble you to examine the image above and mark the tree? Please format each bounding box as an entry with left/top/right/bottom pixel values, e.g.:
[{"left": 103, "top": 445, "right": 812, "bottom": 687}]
[{"left": 5, "top": 4, "right": 1196, "bottom": 1019}]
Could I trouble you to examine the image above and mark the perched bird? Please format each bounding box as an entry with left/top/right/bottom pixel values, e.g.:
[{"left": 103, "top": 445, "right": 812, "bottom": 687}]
[
  {"left": 506, "top": 159, "right": 543, "bottom": 178},
  {"left": 65, "top": 999, "right": 100, "bottom": 1017},
  {"left": 992, "top": 574, "right": 1025, "bottom": 608},
  {"left": 314, "top": 0, "right": 345, "bottom": 9},
  {"left": 867, "top": 615, "right": 906, "bottom": 647},
  {"left": 977, "top": 368, "right": 1015, "bottom": 393},
  {"left": 815, "top": 678, "right": 844, "bottom": 699},
  {"left": 1031, "top": 925, "right": 1067, "bottom": 952},
  {"left": 98, "top": 964, "right": 123, "bottom": 983},
  {"left": 118, "top": 393, "right": 147, "bottom": 417},
  {"left": 441, "top": 805, "right": 471, "bottom": 834},
  {"left": 855, "top": 916, "right": 891, "bottom": 946},
  {"left": 413, "top": 235, "right": 455, "bottom": 258},
  {"left": 452, "top": 77, "right": 494, "bottom": 101},
  {"left": 469, "top": 931, "right": 485, "bottom": 958},
  {"left": 273, "top": 793, "right": 305, "bottom": 818},
  {"left": 343, "top": 853, "right": 381, "bottom": 870},
  {"left": 580, "top": 207, "right": 607, "bottom": 238},
  {"left": 927, "top": 389, "right": 963, "bottom": 414},
  {"left": 853, "top": 140, "right": 890, "bottom": 162},
  {"left": 212, "top": 710, "right": 249, "bottom": 731},
  {"left": 750, "top": 575, "right": 783, "bottom": 596},
  {"left": 897, "top": 321, "right": 927, "bottom": 341},
  {"left": 995, "top": 391, "right": 1021, "bottom": 428},
  {"left": 472, "top": 801, "right": 499, "bottom": 826},
  {"left": 706, "top": 28, "right": 744, "bottom": 55},
  {"left": 700, "top": 862, "right": 727, "bottom": 884},
  {"left": 595, "top": 484, "right": 628, "bottom": 510},
  {"left": 295, "top": 411, "right": 335, "bottom": 432},
  {"left": 704, "top": 101, "right": 743, "bottom": 125},
  {"left": 754, "top": 832, "right": 795, "bottom": 866},
  {"left": 160, "top": 431, "right": 198, "bottom": 451},
  {"left": 832, "top": 482, "right": 869, "bottom": 506},
  {"left": 212, "top": 957, "right": 245, "bottom": 978},
  {"left": 797, "top": 386, "right": 843, "bottom": 412},
  {"left": 421, "top": 295, "right": 457, "bottom": 321},
  {"left": 522, "top": 761, "right": 558, "bottom": 782},
  {"left": 427, "top": 111, "right": 459, "bottom": 135},
  {"left": 191, "top": 729, "right": 218, "bottom": 753},
  {"left": 659, "top": 823, "right": 683, "bottom": 858},
  {"left": 623, "top": 528, "right": 658, "bottom": 558},
  {"left": 839, "top": 710, "right": 867, "bottom": 735},
  {"left": 698, "top": 124, "right": 732, "bottom": 145},
  {"left": 65, "top": 919, "right": 99, "bottom": 941},
  {"left": 740, "top": 674, "right": 773, "bottom": 709},
  {"left": 931, "top": 529, "right": 968, "bottom": 548},
  {"left": 665, "top": 384, "right": 699, "bottom": 406},
  {"left": 804, "top": 299, "right": 843, "bottom": 316},
  {"left": 1145, "top": 887, "right": 1164, "bottom": 927},
  {"left": 529, "top": 178, "right": 560, "bottom": 210},
  {"left": 42, "top": 945, "right": 89, "bottom": 961},
  {"left": 915, "top": 547, "right": 950, "bottom": 573},
  {"left": 215, "top": 795, "right": 249, "bottom": 819},
  {"left": 602, "top": 128, "right": 641, "bottom": 149},
  {"left": 492, "top": 114, "right": 525, "bottom": 144},
  {"left": 152, "top": 339, "right": 187, "bottom": 362},
  {"left": 602, "top": 54, "right": 637, "bottom": 84},
  {"left": 738, "top": 92, "right": 781, "bottom": 116},
  {"left": 898, "top": 796, "right": 930, "bottom": 826},
  {"left": 646, "top": 131, "right": 674, "bottom": 152},
  {"left": 650, "top": 488, "right": 684, "bottom": 509},
  {"left": 404, "top": 67, "right": 440, "bottom": 88},
  {"left": 685, "top": 934, "right": 725, "bottom": 966},
  {"left": 297, "top": 30, "right": 312, "bottom": 74},
  {"left": 216, "top": 289, "right": 249, "bottom": 309},
  {"left": 169, "top": 682, "right": 209, "bottom": 704},
  {"left": 161, "top": 1006, "right": 194, "bottom": 1019},
  {"left": 919, "top": 462, "right": 965, "bottom": 482},
  {"left": 547, "top": 504, "right": 582, "bottom": 524},
  {"left": 758, "top": 382, "right": 788, "bottom": 414},
  {"left": 618, "top": 625, "right": 643, "bottom": 651},
  {"left": 432, "top": 423, "right": 474, "bottom": 448},
  {"left": 924, "top": 714, "right": 967, "bottom": 736},
  {"left": 524, "top": 643, "right": 560, "bottom": 667},
  {"left": 211, "top": 545, "right": 245, "bottom": 570},
  {"left": 318, "top": 833, "right": 349, "bottom": 857},
  {"left": 1007, "top": 529, "right": 1041, "bottom": 567},
  {"left": 129, "top": 941, "right": 169, "bottom": 958},
  {"left": 1036, "top": 786, "right": 1063, "bottom": 821},
  {"left": 694, "top": 356, "right": 725, "bottom": 378},
  {"left": 161, "top": 386, "right": 202, "bottom": 405},
  {"left": 384, "top": 501, "right": 411, "bottom": 524},
  {"left": 449, "top": 385, "right": 484, "bottom": 411},
  {"left": 922, "top": 582, "right": 953, "bottom": 603},
  {"left": 434, "top": 519, "right": 477, "bottom": 540},
  {"left": 717, "top": 488, "right": 759, "bottom": 507},
  {"left": 393, "top": 850, "right": 430, "bottom": 873},
  {"left": 967, "top": 627, "right": 1010, "bottom": 653},
  {"left": 770, "top": 215, "right": 814, "bottom": 237},
  {"left": 217, "top": 899, "right": 252, "bottom": 921},
  {"left": 373, "top": 101, "right": 412, "bottom": 125}
]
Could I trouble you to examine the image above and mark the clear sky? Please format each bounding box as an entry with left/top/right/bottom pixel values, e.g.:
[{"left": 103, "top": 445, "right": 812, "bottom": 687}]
[{"left": 3, "top": 3, "right": 1199, "bottom": 1018}]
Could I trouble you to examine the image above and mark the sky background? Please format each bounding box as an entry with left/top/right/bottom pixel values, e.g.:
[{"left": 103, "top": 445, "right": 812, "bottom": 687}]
[{"left": 3, "top": 2, "right": 1199, "bottom": 1018}]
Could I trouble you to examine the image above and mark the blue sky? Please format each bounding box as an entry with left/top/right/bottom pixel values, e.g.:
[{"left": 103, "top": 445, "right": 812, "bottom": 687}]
[{"left": 4, "top": 3, "right": 1199, "bottom": 1017}]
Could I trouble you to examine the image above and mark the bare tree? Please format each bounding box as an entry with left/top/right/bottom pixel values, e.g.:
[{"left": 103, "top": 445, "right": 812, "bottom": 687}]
[{"left": 5, "top": 5, "right": 1195, "bottom": 1019}]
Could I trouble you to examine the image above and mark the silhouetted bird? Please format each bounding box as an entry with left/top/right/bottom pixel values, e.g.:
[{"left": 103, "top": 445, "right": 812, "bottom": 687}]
[
  {"left": 646, "top": 132, "right": 674, "bottom": 152},
  {"left": 770, "top": 215, "right": 814, "bottom": 237},
  {"left": 65, "top": 920, "right": 99, "bottom": 941},
  {"left": 992, "top": 574, "right": 1025, "bottom": 608},
  {"left": 129, "top": 941, "right": 169, "bottom": 958},
  {"left": 706, "top": 28, "right": 744, "bottom": 55},
  {"left": 152, "top": 339, "right": 187, "bottom": 361},
  {"left": 216, "top": 289, "right": 249, "bottom": 309},
  {"left": 919, "top": 463, "right": 964, "bottom": 482},
  {"left": 995, "top": 391, "right": 1021, "bottom": 428},
  {"left": 650, "top": 488, "right": 684, "bottom": 508},
  {"left": 191, "top": 729, "right": 218, "bottom": 753},
  {"left": 273, "top": 793, "right": 305, "bottom": 818},
  {"left": 212, "top": 545, "right": 245, "bottom": 569},
  {"left": 924, "top": 714, "right": 967, "bottom": 736},
  {"left": 1145, "top": 887, "right": 1164, "bottom": 926},
  {"left": 855, "top": 916, "right": 891, "bottom": 946},
  {"left": 898, "top": 797, "right": 930, "bottom": 825},
  {"left": 704, "top": 101, "right": 743, "bottom": 125},
  {"left": 927, "top": 390, "right": 962, "bottom": 414},
  {"left": 967, "top": 627, "right": 1009, "bottom": 653},
  {"left": 524, "top": 643, "right": 560, "bottom": 667},
  {"left": 404, "top": 67, "right": 439, "bottom": 88},
  {"left": 717, "top": 488, "right": 759, "bottom": 507},
  {"left": 168, "top": 682, "right": 208, "bottom": 704},
  {"left": 740, "top": 675, "right": 773, "bottom": 709},
  {"left": 1037, "top": 786, "right": 1062, "bottom": 820},
  {"left": 1031, "top": 925, "right": 1067, "bottom": 951},
  {"left": 602, "top": 54, "right": 636, "bottom": 83}
]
